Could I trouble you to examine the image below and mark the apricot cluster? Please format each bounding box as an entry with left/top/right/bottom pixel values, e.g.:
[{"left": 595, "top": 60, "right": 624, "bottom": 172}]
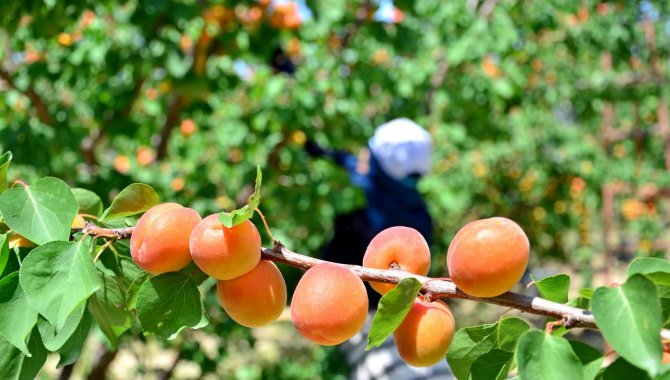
[
  {"left": 130, "top": 204, "right": 530, "bottom": 369},
  {"left": 130, "top": 203, "right": 287, "bottom": 328}
]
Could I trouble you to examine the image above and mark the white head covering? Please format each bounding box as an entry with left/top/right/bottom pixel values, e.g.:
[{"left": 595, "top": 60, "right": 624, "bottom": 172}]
[{"left": 368, "top": 118, "right": 433, "bottom": 181}]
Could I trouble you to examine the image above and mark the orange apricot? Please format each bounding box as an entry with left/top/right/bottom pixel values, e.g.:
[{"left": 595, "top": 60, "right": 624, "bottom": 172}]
[
  {"left": 189, "top": 214, "right": 261, "bottom": 280},
  {"left": 8, "top": 234, "right": 36, "bottom": 249},
  {"left": 130, "top": 203, "right": 202, "bottom": 274},
  {"left": 363, "top": 226, "right": 431, "bottom": 295},
  {"left": 447, "top": 217, "right": 529, "bottom": 298},
  {"left": 291, "top": 263, "right": 368, "bottom": 346},
  {"left": 217, "top": 260, "right": 287, "bottom": 328},
  {"left": 71, "top": 214, "right": 86, "bottom": 229},
  {"left": 394, "top": 298, "right": 455, "bottom": 367}
]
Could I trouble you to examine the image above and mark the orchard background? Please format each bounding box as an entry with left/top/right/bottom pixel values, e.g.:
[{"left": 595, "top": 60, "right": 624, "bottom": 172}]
[{"left": 2, "top": 0, "right": 670, "bottom": 379}]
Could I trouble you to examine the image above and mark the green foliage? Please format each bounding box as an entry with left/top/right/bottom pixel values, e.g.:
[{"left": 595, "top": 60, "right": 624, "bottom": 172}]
[
  {"left": 71, "top": 188, "right": 103, "bottom": 216},
  {"left": 592, "top": 274, "right": 663, "bottom": 377},
  {"left": 531, "top": 273, "right": 570, "bottom": 304},
  {"left": 100, "top": 183, "right": 159, "bottom": 221},
  {"left": 136, "top": 272, "right": 205, "bottom": 339},
  {"left": 0, "top": 234, "right": 8, "bottom": 275},
  {"left": 19, "top": 238, "right": 99, "bottom": 329},
  {"left": 516, "top": 331, "right": 584, "bottom": 380},
  {"left": 219, "top": 165, "right": 263, "bottom": 227},
  {"left": 0, "top": 330, "right": 47, "bottom": 380},
  {"left": 0, "top": 152, "right": 11, "bottom": 193},
  {"left": 0, "top": 273, "right": 38, "bottom": 355},
  {"left": 366, "top": 277, "right": 421, "bottom": 349},
  {"left": 87, "top": 272, "right": 133, "bottom": 349},
  {"left": 0, "top": 177, "right": 78, "bottom": 245},
  {"left": 447, "top": 317, "right": 530, "bottom": 380}
]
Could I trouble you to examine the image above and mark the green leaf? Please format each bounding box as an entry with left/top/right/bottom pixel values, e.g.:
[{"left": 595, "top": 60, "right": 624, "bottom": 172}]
[
  {"left": 447, "top": 317, "right": 530, "bottom": 380},
  {"left": 0, "top": 177, "right": 78, "bottom": 245},
  {"left": 0, "top": 234, "right": 8, "bottom": 275},
  {"left": 628, "top": 258, "right": 670, "bottom": 287},
  {"left": 366, "top": 278, "right": 422, "bottom": 350},
  {"left": 0, "top": 272, "right": 38, "bottom": 355},
  {"left": 602, "top": 357, "right": 651, "bottom": 380},
  {"left": 592, "top": 274, "right": 662, "bottom": 377},
  {"left": 628, "top": 258, "right": 670, "bottom": 276},
  {"left": 100, "top": 183, "right": 159, "bottom": 221},
  {"left": 136, "top": 272, "right": 204, "bottom": 339},
  {"left": 126, "top": 272, "right": 150, "bottom": 311},
  {"left": 530, "top": 273, "right": 570, "bottom": 303},
  {"left": 37, "top": 303, "right": 85, "bottom": 351},
  {"left": 71, "top": 188, "right": 103, "bottom": 216},
  {"left": 516, "top": 330, "right": 584, "bottom": 380},
  {"left": 19, "top": 238, "right": 100, "bottom": 329},
  {"left": 88, "top": 273, "right": 132, "bottom": 349},
  {"left": 219, "top": 166, "right": 262, "bottom": 228},
  {"left": 470, "top": 349, "right": 513, "bottom": 380},
  {"left": 0, "top": 151, "right": 11, "bottom": 193},
  {"left": 55, "top": 309, "right": 92, "bottom": 368},
  {"left": 578, "top": 288, "right": 594, "bottom": 299},
  {"left": 568, "top": 340, "right": 603, "bottom": 380},
  {"left": 0, "top": 330, "right": 47, "bottom": 380}
]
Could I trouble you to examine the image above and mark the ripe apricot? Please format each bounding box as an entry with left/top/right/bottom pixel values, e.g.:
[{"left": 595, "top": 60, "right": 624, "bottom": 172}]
[
  {"left": 394, "top": 298, "right": 455, "bottom": 367},
  {"left": 447, "top": 217, "right": 529, "bottom": 298},
  {"left": 363, "top": 226, "right": 431, "bottom": 295},
  {"left": 217, "top": 260, "right": 287, "bottom": 328},
  {"left": 130, "top": 203, "right": 202, "bottom": 274},
  {"left": 291, "top": 263, "right": 368, "bottom": 346},
  {"left": 189, "top": 214, "right": 261, "bottom": 280},
  {"left": 71, "top": 214, "right": 86, "bottom": 229}
]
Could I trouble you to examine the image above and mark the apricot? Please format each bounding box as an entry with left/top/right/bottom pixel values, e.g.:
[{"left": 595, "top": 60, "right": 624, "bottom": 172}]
[
  {"left": 394, "top": 298, "right": 455, "bottom": 367},
  {"left": 130, "top": 203, "right": 201, "bottom": 274},
  {"left": 217, "top": 260, "right": 287, "bottom": 328},
  {"left": 71, "top": 214, "right": 86, "bottom": 229},
  {"left": 447, "top": 217, "right": 529, "bottom": 298},
  {"left": 363, "top": 226, "right": 431, "bottom": 295},
  {"left": 189, "top": 214, "right": 261, "bottom": 280},
  {"left": 291, "top": 263, "right": 368, "bottom": 346}
]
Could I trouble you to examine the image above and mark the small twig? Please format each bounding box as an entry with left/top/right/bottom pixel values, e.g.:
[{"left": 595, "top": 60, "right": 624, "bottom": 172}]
[
  {"left": 255, "top": 207, "right": 275, "bottom": 241},
  {"left": 81, "top": 222, "right": 134, "bottom": 240},
  {"left": 13, "top": 179, "right": 28, "bottom": 188},
  {"left": 94, "top": 239, "right": 114, "bottom": 262}
]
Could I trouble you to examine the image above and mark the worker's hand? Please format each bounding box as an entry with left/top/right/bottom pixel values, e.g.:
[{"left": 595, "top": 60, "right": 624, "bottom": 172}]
[{"left": 304, "top": 140, "right": 327, "bottom": 157}]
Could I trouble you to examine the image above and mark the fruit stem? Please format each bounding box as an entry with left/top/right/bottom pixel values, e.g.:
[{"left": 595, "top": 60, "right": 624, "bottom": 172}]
[
  {"left": 79, "top": 213, "right": 100, "bottom": 221},
  {"left": 12, "top": 180, "right": 28, "bottom": 188},
  {"left": 93, "top": 239, "right": 114, "bottom": 262},
  {"left": 255, "top": 207, "right": 275, "bottom": 241}
]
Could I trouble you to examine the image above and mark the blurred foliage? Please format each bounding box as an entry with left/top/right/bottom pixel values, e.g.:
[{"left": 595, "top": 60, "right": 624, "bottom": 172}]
[{"left": 2, "top": 0, "right": 670, "bottom": 376}]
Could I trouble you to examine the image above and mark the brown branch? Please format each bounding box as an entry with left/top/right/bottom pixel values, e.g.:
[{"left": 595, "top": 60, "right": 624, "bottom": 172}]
[
  {"left": 340, "top": 2, "right": 371, "bottom": 50},
  {"left": 262, "top": 245, "right": 597, "bottom": 329},
  {"left": 0, "top": 67, "right": 53, "bottom": 125},
  {"left": 642, "top": 18, "right": 670, "bottom": 171},
  {"left": 80, "top": 76, "right": 146, "bottom": 168},
  {"left": 155, "top": 94, "right": 185, "bottom": 161},
  {"left": 81, "top": 225, "right": 670, "bottom": 338},
  {"left": 478, "top": 0, "right": 499, "bottom": 19},
  {"left": 425, "top": 53, "right": 449, "bottom": 117},
  {"left": 80, "top": 222, "right": 134, "bottom": 240}
]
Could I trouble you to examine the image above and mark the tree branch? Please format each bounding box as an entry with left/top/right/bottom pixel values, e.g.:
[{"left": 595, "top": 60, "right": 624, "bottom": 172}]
[
  {"left": 0, "top": 67, "right": 53, "bottom": 125},
  {"left": 262, "top": 244, "right": 597, "bottom": 329},
  {"left": 155, "top": 93, "right": 185, "bottom": 161},
  {"left": 80, "top": 225, "right": 670, "bottom": 337}
]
